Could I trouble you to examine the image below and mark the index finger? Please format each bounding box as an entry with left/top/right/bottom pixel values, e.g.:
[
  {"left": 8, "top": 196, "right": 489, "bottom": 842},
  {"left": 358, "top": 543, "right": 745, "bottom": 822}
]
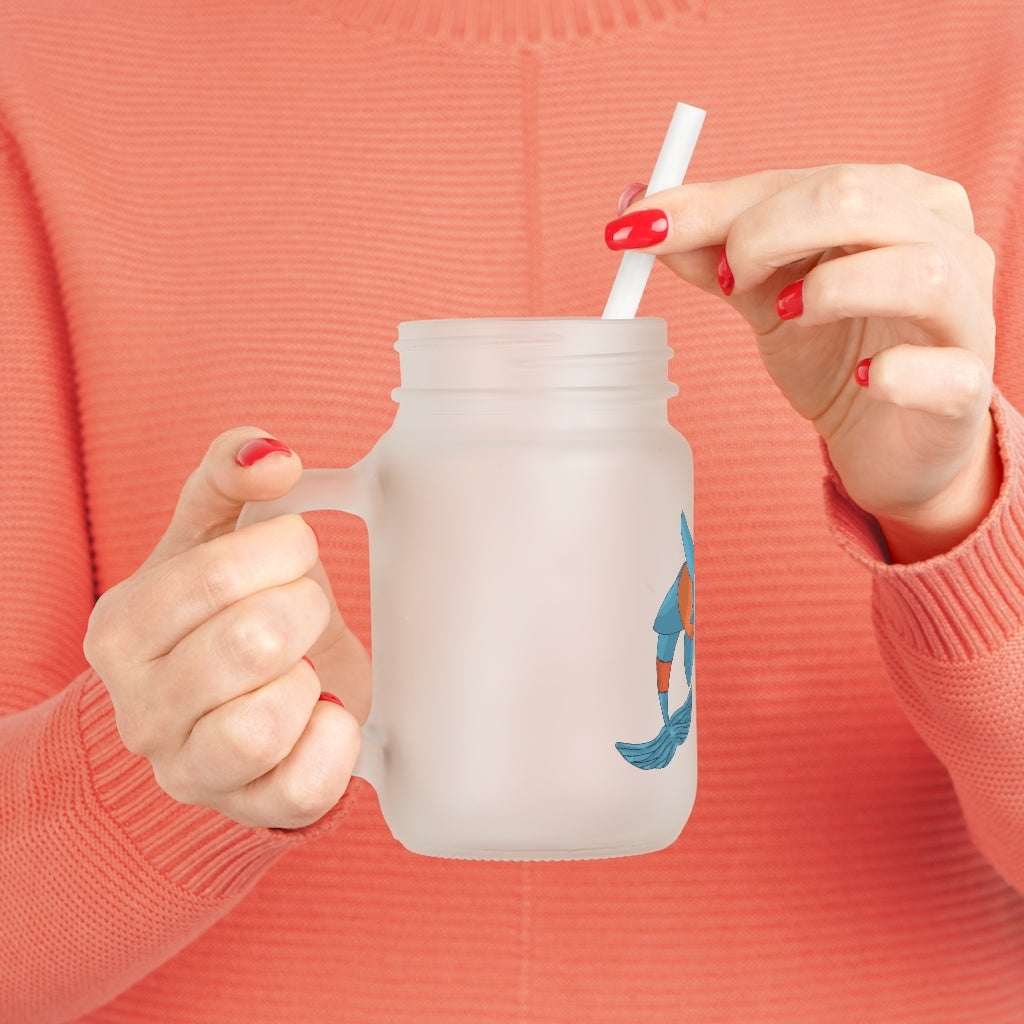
[
  {"left": 625, "top": 163, "right": 976, "bottom": 257},
  {"left": 116, "top": 513, "right": 320, "bottom": 662}
]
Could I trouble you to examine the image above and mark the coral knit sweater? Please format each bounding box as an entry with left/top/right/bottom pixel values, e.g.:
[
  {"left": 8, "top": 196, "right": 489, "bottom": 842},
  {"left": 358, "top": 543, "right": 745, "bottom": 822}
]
[{"left": 2, "top": 1, "right": 1023, "bottom": 1021}]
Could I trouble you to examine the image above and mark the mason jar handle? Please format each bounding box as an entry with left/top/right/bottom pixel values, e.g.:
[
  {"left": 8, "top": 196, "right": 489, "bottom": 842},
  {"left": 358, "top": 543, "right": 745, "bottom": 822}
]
[
  {"left": 235, "top": 464, "right": 386, "bottom": 792},
  {"left": 235, "top": 466, "right": 372, "bottom": 527}
]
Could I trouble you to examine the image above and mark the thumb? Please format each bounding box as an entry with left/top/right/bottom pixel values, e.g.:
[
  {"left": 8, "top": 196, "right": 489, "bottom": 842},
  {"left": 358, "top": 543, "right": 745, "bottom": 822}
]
[{"left": 145, "top": 427, "right": 304, "bottom": 567}]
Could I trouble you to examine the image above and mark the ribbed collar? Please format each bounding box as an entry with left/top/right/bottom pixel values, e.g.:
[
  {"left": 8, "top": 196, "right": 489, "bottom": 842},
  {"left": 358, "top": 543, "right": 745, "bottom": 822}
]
[{"left": 318, "top": 0, "right": 704, "bottom": 44}]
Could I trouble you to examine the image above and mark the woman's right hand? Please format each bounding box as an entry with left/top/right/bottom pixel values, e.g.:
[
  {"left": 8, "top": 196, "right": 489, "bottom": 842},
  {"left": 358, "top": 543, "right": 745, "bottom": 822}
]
[{"left": 84, "top": 428, "right": 370, "bottom": 830}]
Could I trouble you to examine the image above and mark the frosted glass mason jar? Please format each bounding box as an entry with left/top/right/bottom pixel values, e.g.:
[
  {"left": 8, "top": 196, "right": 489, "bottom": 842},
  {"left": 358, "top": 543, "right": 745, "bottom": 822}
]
[{"left": 239, "top": 318, "right": 696, "bottom": 860}]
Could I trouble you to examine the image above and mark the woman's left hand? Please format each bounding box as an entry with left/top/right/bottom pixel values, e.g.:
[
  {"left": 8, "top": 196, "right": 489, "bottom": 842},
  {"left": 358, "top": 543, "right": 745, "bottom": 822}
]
[{"left": 606, "top": 164, "right": 1000, "bottom": 562}]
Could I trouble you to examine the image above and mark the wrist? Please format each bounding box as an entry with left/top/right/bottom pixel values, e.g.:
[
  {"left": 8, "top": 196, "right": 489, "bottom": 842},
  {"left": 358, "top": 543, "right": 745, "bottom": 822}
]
[{"left": 873, "top": 412, "right": 1002, "bottom": 563}]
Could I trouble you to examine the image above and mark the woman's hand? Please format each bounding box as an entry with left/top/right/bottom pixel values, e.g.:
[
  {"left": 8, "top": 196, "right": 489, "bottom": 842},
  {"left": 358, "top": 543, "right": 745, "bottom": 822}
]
[
  {"left": 84, "top": 428, "right": 370, "bottom": 829},
  {"left": 607, "top": 164, "right": 1000, "bottom": 562}
]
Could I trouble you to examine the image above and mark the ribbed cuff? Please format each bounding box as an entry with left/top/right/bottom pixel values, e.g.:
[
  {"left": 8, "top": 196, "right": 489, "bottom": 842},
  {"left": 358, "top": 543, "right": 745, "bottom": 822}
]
[
  {"left": 77, "top": 669, "right": 355, "bottom": 903},
  {"left": 824, "top": 391, "right": 1024, "bottom": 661}
]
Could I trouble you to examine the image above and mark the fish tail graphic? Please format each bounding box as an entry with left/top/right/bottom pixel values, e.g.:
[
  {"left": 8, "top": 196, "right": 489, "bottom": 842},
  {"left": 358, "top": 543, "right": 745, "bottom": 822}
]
[
  {"left": 615, "top": 686, "right": 692, "bottom": 770},
  {"left": 616, "top": 511, "right": 694, "bottom": 771}
]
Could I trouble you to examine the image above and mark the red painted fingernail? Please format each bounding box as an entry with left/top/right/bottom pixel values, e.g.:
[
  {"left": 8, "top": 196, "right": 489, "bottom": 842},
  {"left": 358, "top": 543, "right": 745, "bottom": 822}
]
[
  {"left": 716, "top": 247, "right": 734, "bottom": 296},
  {"left": 302, "top": 655, "right": 316, "bottom": 672},
  {"left": 604, "top": 208, "right": 669, "bottom": 250},
  {"left": 776, "top": 280, "right": 804, "bottom": 320},
  {"left": 235, "top": 437, "right": 293, "bottom": 468},
  {"left": 318, "top": 691, "right": 345, "bottom": 708},
  {"left": 855, "top": 357, "right": 872, "bottom": 387},
  {"left": 616, "top": 182, "right": 648, "bottom": 216}
]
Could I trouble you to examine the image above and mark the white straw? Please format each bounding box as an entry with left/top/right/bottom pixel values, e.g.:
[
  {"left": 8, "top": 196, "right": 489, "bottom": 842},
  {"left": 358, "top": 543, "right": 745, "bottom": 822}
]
[{"left": 602, "top": 102, "right": 706, "bottom": 319}]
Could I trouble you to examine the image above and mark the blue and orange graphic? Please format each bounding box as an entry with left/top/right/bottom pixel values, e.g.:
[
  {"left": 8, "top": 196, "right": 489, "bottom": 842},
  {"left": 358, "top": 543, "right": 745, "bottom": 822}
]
[{"left": 615, "top": 510, "right": 694, "bottom": 770}]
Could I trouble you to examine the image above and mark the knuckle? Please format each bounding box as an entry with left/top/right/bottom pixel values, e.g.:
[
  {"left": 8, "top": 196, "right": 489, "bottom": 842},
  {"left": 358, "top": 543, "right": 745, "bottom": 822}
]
[
  {"left": 821, "top": 165, "right": 879, "bottom": 224},
  {"left": 908, "top": 243, "right": 953, "bottom": 297},
  {"left": 938, "top": 177, "right": 971, "bottom": 214},
  {"left": 83, "top": 587, "right": 130, "bottom": 669},
  {"left": 276, "top": 516, "right": 321, "bottom": 576},
  {"left": 81, "top": 618, "right": 107, "bottom": 671},
  {"left": 885, "top": 162, "right": 915, "bottom": 179},
  {"left": 284, "top": 575, "right": 333, "bottom": 641},
  {"left": 278, "top": 763, "right": 337, "bottom": 826},
  {"left": 222, "top": 607, "right": 290, "bottom": 674},
  {"left": 298, "top": 574, "right": 332, "bottom": 627},
  {"left": 920, "top": 352, "right": 990, "bottom": 421},
  {"left": 114, "top": 704, "right": 153, "bottom": 756},
  {"left": 932, "top": 391, "right": 978, "bottom": 421},
  {"left": 275, "top": 714, "right": 358, "bottom": 828},
  {"left": 150, "top": 758, "right": 202, "bottom": 807},
  {"left": 196, "top": 550, "right": 247, "bottom": 612},
  {"left": 221, "top": 696, "right": 291, "bottom": 768},
  {"left": 110, "top": 679, "right": 167, "bottom": 761},
  {"left": 927, "top": 174, "right": 975, "bottom": 232},
  {"left": 113, "top": 694, "right": 167, "bottom": 759},
  {"left": 766, "top": 167, "right": 803, "bottom": 195},
  {"left": 973, "top": 235, "right": 996, "bottom": 281},
  {"left": 219, "top": 577, "right": 327, "bottom": 677},
  {"left": 947, "top": 354, "right": 989, "bottom": 407}
]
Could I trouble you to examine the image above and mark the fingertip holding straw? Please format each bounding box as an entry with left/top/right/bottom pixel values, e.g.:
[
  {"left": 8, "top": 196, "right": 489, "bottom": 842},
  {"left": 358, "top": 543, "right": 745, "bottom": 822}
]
[{"left": 602, "top": 102, "right": 706, "bottom": 320}]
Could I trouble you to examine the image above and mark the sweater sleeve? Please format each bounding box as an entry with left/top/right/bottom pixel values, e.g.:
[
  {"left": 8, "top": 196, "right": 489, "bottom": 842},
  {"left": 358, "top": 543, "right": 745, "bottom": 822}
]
[
  {"left": 0, "top": 129, "right": 352, "bottom": 1023},
  {"left": 825, "top": 391, "right": 1024, "bottom": 895}
]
